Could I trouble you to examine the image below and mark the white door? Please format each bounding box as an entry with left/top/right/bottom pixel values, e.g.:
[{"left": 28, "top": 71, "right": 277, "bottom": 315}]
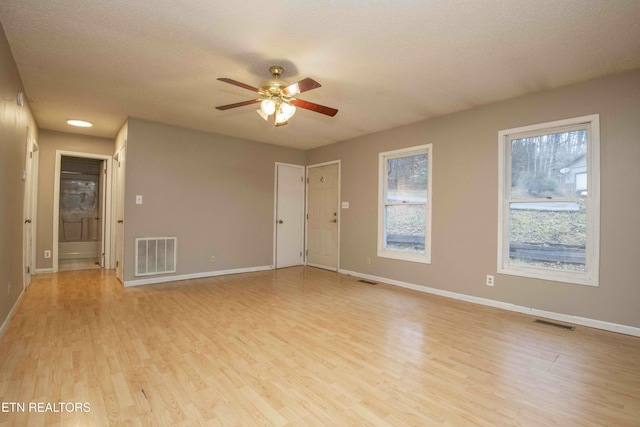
[
  {"left": 114, "top": 147, "right": 126, "bottom": 283},
  {"left": 22, "top": 131, "right": 37, "bottom": 287},
  {"left": 275, "top": 163, "right": 305, "bottom": 268},
  {"left": 306, "top": 162, "right": 339, "bottom": 270}
]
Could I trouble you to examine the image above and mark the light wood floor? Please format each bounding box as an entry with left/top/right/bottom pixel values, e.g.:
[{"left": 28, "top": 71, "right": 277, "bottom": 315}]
[{"left": 1, "top": 267, "right": 639, "bottom": 426}]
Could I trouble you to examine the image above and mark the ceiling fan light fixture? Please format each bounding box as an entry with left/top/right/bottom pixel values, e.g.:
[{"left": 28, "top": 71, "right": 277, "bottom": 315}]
[
  {"left": 275, "top": 103, "right": 296, "bottom": 125},
  {"left": 275, "top": 112, "right": 287, "bottom": 125},
  {"left": 260, "top": 99, "right": 276, "bottom": 115},
  {"left": 257, "top": 109, "right": 269, "bottom": 121},
  {"left": 281, "top": 102, "right": 296, "bottom": 119}
]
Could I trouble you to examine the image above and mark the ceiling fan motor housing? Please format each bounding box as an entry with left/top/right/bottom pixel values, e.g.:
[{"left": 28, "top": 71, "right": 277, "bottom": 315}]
[
  {"left": 259, "top": 79, "right": 290, "bottom": 97},
  {"left": 260, "top": 66, "right": 290, "bottom": 98}
]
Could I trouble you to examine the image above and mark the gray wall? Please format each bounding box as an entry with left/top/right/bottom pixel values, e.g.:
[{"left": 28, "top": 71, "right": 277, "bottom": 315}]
[
  {"left": 123, "top": 118, "right": 306, "bottom": 282},
  {"left": 0, "top": 22, "right": 38, "bottom": 327},
  {"left": 35, "top": 130, "right": 115, "bottom": 270},
  {"left": 307, "top": 69, "right": 640, "bottom": 329}
]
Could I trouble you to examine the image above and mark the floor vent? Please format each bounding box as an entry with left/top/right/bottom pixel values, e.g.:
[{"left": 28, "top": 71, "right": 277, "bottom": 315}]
[
  {"left": 358, "top": 279, "right": 378, "bottom": 285},
  {"left": 135, "top": 237, "right": 177, "bottom": 277},
  {"left": 534, "top": 319, "right": 575, "bottom": 331}
]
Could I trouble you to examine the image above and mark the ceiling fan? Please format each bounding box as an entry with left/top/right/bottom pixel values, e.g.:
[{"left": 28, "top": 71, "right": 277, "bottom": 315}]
[{"left": 215, "top": 65, "right": 338, "bottom": 127}]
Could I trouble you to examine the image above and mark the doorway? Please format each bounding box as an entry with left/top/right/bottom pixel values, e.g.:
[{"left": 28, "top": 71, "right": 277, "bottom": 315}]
[
  {"left": 274, "top": 163, "right": 305, "bottom": 269},
  {"left": 306, "top": 161, "right": 340, "bottom": 271},
  {"left": 53, "top": 151, "right": 113, "bottom": 272}
]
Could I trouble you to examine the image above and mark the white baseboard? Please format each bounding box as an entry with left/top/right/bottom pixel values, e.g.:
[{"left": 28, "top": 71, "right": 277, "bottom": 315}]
[
  {"left": 0, "top": 289, "right": 25, "bottom": 338},
  {"left": 35, "top": 268, "right": 54, "bottom": 274},
  {"left": 124, "top": 265, "right": 274, "bottom": 287},
  {"left": 338, "top": 269, "right": 640, "bottom": 338}
]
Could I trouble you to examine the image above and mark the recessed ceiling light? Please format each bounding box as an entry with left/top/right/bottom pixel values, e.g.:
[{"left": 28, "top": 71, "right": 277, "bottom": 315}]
[{"left": 66, "top": 119, "right": 93, "bottom": 127}]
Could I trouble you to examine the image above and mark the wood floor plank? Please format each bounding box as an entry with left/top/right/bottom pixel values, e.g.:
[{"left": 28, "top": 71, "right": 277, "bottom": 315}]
[{"left": 1, "top": 267, "right": 639, "bottom": 426}]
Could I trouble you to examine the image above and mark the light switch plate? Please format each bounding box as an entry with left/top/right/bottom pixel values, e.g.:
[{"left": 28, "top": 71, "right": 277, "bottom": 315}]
[{"left": 136, "top": 195, "right": 143, "bottom": 204}]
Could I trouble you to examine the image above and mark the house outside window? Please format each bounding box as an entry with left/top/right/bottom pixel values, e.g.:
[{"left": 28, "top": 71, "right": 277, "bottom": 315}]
[
  {"left": 498, "top": 115, "right": 600, "bottom": 286},
  {"left": 378, "top": 144, "right": 432, "bottom": 264}
]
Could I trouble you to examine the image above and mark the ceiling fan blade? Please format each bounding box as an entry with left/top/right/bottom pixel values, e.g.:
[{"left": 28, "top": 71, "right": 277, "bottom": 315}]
[
  {"left": 215, "top": 99, "right": 261, "bottom": 110},
  {"left": 217, "top": 78, "right": 259, "bottom": 92},
  {"left": 290, "top": 99, "right": 338, "bottom": 117},
  {"left": 281, "top": 78, "right": 321, "bottom": 97}
]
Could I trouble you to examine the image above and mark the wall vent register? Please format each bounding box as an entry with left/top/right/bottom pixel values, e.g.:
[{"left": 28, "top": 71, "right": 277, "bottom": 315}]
[{"left": 135, "top": 237, "right": 177, "bottom": 276}]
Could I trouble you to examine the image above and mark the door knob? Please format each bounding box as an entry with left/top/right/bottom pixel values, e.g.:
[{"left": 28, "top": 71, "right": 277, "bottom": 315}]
[
  {"left": 331, "top": 219, "right": 337, "bottom": 223},
  {"left": 24, "top": 219, "right": 32, "bottom": 224},
  {"left": 277, "top": 220, "right": 284, "bottom": 224},
  {"left": 117, "top": 220, "right": 123, "bottom": 223}
]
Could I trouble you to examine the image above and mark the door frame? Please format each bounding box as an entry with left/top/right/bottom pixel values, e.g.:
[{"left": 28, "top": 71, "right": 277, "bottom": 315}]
[
  {"left": 113, "top": 145, "right": 126, "bottom": 282},
  {"left": 273, "top": 162, "right": 306, "bottom": 268},
  {"left": 305, "top": 160, "right": 341, "bottom": 271},
  {"left": 52, "top": 150, "right": 113, "bottom": 273},
  {"left": 23, "top": 128, "right": 38, "bottom": 288}
]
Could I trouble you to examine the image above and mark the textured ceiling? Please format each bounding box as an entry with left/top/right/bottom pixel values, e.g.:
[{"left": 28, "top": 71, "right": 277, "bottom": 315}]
[{"left": 1, "top": 0, "right": 639, "bottom": 150}]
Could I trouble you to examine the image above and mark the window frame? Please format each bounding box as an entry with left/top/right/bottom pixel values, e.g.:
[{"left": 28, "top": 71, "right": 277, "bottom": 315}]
[
  {"left": 497, "top": 114, "right": 600, "bottom": 286},
  {"left": 378, "top": 144, "right": 433, "bottom": 264}
]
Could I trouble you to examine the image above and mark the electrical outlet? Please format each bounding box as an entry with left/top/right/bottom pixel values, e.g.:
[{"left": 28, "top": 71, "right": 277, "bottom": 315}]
[
  {"left": 210, "top": 255, "right": 216, "bottom": 263},
  {"left": 366, "top": 257, "right": 371, "bottom": 265},
  {"left": 6, "top": 282, "right": 10, "bottom": 296},
  {"left": 44, "top": 250, "right": 51, "bottom": 259},
  {"left": 486, "top": 275, "right": 494, "bottom": 286}
]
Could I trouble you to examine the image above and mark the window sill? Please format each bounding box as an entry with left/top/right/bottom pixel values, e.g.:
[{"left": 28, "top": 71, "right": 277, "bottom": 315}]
[
  {"left": 498, "top": 265, "right": 598, "bottom": 287},
  {"left": 378, "top": 249, "right": 431, "bottom": 264}
]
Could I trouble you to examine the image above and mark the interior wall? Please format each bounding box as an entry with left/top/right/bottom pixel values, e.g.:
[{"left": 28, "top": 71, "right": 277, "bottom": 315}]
[
  {"left": 35, "top": 130, "right": 115, "bottom": 271},
  {"left": 307, "top": 68, "right": 640, "bottom": 329},
  {"left": 123, "top": 118, "right": 306, "bottom": 282},
  {"left": 0, "top": 22, "right": 38, "bottom": 328}
]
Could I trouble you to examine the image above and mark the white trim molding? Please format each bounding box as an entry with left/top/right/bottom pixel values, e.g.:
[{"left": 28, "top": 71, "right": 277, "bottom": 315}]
[
  {"left": 124, "top": 265, "right": 273, "bottom": 287},
  {"left": 338, "top": 268, "right": 640, "bottom": 338}
]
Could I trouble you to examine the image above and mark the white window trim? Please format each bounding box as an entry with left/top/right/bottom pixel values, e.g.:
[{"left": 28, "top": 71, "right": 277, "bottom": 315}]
[
  {"left": 378, "top": 144, "right": 432, "bottom": 264},
  {"left": 497, "top": 114, "right": 600, "bottom": 286}
]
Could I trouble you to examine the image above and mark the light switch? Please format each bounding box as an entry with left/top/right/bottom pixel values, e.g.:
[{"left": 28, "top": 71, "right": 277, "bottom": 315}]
[
  {"left": 341, "top": 201, "right": 349, "bottom": 209},
  {"left": 136, "top": 195, "right": 143, "bottom": 204}
]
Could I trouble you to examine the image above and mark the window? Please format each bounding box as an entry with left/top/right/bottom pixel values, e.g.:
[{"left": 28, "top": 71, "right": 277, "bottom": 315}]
[
  {"left": 498, "top": 115, "right": 600, "bottom": 286},
  {"left": 378, "top": 144, "right": 432, "bottom": 263}
]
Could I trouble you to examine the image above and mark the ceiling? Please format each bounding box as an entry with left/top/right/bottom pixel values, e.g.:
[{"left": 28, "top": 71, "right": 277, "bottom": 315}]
[{"left": 1, "top": 0, "right": 639, "bottom": 150}]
